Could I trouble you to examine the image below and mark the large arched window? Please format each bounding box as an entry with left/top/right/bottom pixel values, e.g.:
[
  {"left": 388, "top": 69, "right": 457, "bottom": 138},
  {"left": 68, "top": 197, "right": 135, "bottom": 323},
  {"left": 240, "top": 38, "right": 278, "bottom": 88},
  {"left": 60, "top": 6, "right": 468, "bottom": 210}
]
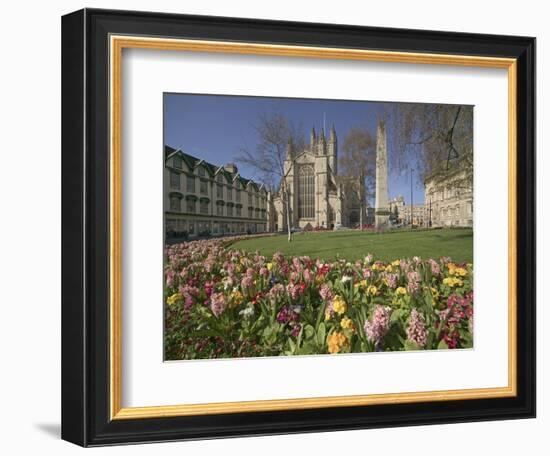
[{"left": 298, "top": 165, "right": 315, "bottom": 219}]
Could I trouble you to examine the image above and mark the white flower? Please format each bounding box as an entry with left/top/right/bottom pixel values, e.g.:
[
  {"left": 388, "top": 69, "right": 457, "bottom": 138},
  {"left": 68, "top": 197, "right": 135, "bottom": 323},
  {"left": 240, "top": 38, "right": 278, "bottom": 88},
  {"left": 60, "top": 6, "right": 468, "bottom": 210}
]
[
  {"left": 239, "top": 305, "right": 254, "bottom": 318},
  {"left": 341, "top": 275, "right": 352, "bottom": 284},
  {"left": 222, "top": 277, "right": 233, "bottom": 290}
]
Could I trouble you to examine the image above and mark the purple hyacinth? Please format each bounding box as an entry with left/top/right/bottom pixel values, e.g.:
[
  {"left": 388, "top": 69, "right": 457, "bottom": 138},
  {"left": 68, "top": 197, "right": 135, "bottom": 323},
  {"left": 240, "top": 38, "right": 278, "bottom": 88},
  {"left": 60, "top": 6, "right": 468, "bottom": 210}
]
[{"left": 276, "top": 307, "right": 299, "bottom": 324}]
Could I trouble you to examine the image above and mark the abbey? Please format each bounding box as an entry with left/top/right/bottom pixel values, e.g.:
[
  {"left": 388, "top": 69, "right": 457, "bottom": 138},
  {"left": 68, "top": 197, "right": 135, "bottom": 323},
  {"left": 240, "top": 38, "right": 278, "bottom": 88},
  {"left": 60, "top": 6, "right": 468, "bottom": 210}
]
[{"left": 272, "top": 125, "right": 365, "bottom": 231}]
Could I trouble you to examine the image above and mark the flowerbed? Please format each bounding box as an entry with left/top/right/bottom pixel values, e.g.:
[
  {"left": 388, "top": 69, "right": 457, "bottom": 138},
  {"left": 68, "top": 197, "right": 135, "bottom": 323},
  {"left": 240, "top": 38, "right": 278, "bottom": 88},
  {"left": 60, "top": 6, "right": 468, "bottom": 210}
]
[{"left": 164, "top": 236, "right": 473, "bottom": 360}]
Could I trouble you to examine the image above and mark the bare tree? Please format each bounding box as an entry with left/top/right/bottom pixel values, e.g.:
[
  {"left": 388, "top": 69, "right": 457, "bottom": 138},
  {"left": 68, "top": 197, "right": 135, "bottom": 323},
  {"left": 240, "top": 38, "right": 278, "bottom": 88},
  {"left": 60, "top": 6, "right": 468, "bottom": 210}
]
[
  {"left": 234, "top": 113, "right": 305, "bottom": 242},
  {"left": 385, "top": 104, "right": 474, "bottom": 189},
  {"left": 339, "top": 127, "right": 376, "bottom": 229}
]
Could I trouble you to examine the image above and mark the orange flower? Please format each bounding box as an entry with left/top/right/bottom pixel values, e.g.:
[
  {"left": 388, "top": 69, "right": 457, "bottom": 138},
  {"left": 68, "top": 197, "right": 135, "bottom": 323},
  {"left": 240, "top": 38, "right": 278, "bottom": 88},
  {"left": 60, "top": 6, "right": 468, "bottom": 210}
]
[{"left": 327, "top": 331, "right": 350, "bottom": 354}]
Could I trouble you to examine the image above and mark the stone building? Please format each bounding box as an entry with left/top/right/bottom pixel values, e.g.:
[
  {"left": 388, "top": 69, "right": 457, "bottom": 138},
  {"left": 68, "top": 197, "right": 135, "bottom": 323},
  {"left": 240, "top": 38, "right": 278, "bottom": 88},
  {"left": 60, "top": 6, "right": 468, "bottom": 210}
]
[
  {"left": 272, "top": 125, "right": 363, "bottom": 231},
  {"left": 424, "top": 167, "right": 473, "bottom": 227},
  {"left": 164, "top": 146, "right": 269, "bottom": 238},
  {"left": 400, "top": 204, "right": 428, "bottom": 226},
  {"left": 389, "top": 196, "right": 427, "bottom": 226},
  {"left": 389, "top": 195, "right": 406, "bottom": 221}
]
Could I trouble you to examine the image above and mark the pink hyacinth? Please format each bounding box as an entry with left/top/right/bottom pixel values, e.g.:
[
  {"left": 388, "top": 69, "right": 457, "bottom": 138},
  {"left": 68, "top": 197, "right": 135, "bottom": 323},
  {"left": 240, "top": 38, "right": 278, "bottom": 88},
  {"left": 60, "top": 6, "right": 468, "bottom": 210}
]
[
  {"left": 241, "top": 275, "right": 254, "bottom": 290},
  {"left": 407, "top": 271, "right": 421, "bottom": 294},
  {"left": 319, "top": 283, "right": 333, "bottom": 301},
  {"left": 303, "top": 268, "right": 313, "bottom": 284},
  {"left": 178, "top": 284, "right": 199, "bottom": 311},
  {"left": 385, "top": 273, "right": 398, "bottom": 289},
  {"left": 286, "top": 282, "right": 305, "bottom": 301},
  {"left": 292, "top": 257, "right": 303, "bottom": 272},
  {"left": 210, "top": 292, "right": 227, "bottom": 317},
  {"left": 268, "top": 283, "right": 285, "bottom": 299},
  {"left": 428, "top": 259, "right": 441, "bottom": 276},
  {"left": 166, "top": 269, "right": 175, "bottom": 288},
  {"left": 406, "top": 308, "right": 428, "bottom": 347},
  {"left": 204, "top": 281, "right": 214, "bottom": 297},
  {"left": 364, "top": 305, "right": 392, "bottom": 344}
]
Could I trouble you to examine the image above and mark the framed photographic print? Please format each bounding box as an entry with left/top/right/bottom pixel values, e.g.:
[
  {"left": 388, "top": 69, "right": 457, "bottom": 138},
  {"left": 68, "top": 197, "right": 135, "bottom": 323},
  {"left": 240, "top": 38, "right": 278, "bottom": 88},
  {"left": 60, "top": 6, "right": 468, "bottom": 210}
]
[{"left": 61, "top": 8, "right": 536, "bottom": 447}]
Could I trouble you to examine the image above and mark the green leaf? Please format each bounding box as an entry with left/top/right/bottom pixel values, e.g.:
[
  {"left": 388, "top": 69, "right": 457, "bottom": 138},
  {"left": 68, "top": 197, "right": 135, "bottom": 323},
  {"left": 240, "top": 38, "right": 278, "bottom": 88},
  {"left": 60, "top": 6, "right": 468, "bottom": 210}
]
[
  {"left": 437, "top": 339, "right": 449, "bottom": 350},
  {"left": 288, "top": 338, "right": 296, "bottom": 352},
  {"left": 426, "top": 331, "right": 435, "bottom": 349},
  {"left": 315, "top": 300, "right": 327, "bottom": 330},
  {"left": 297, "top": 341, "right": 315, "bottom": 355},
  {"left": 404, "top": 340, "right": 422, "bottom": 351},
  {"left": 317, "top": 323, "right": 326, "bottom": 347},
  {"left": 304, "top": 324, "right": 315, "bottom": 340}
]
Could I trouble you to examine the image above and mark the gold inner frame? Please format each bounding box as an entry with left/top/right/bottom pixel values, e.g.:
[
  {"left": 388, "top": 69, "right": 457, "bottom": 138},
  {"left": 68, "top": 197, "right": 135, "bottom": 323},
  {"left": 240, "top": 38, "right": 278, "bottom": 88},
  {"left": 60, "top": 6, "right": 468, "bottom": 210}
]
[{"left": 109, "top": 35, "right": 517, "bottom": 420}]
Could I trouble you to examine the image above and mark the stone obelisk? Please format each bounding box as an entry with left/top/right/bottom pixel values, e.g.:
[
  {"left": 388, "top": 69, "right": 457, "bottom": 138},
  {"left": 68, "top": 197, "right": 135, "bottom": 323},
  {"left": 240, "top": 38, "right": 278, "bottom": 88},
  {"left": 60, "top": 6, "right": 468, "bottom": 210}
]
[{"left": 375, "top": 121, "right": 390, "bottom": 230}]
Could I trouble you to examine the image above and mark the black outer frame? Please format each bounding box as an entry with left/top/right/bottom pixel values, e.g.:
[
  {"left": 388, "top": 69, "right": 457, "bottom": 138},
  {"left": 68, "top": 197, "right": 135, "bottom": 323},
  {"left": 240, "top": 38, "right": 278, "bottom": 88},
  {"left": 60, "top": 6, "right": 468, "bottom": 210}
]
[{"left": 61, "top": 8, "right": 536, "bottom": 447}]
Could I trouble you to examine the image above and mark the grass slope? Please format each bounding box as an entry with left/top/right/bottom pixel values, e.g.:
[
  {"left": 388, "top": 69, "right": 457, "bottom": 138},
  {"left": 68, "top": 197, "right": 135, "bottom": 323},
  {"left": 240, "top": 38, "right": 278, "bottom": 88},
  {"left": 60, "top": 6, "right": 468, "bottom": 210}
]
[{"left": 231, "top": 228, "right": 473, "bottom": 263}]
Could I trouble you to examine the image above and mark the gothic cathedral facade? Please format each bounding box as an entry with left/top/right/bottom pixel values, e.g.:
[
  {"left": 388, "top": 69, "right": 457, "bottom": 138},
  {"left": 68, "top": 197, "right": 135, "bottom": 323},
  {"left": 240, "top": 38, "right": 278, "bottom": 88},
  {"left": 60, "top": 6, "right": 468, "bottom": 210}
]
[{"left": 272, "top": 125, "right": 363, "bottom": 231}]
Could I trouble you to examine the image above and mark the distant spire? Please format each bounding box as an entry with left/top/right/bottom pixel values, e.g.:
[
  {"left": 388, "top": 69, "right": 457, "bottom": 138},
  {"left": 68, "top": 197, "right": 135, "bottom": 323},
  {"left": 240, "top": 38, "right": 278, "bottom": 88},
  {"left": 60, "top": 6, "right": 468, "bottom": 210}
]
[
  {"left": 286, "top": 136, "right": 294, "bottom": 159},
  {"left": 329, "top": 123, "right": 336, "bottom": 141},
  {"left": 310, "top": 126, "right": 317, "bottom": 145}
]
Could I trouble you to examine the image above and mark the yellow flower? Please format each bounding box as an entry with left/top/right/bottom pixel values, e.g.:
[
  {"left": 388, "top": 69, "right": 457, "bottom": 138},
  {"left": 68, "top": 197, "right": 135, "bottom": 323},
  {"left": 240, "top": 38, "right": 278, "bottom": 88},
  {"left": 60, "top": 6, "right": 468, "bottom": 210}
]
[
  {"left": 327, "top": 331, "right": 350, "bottom": 354},
  {"left": 354, "top": 279, "right": 368, "bottom": 289},
  {"left": 166, "top": 293, "right": 179, "bottom": 306},
  {"left": 452, "top": 267, "right": 468, "bottom": 277},
  {"left": 392, "top": 260, "right": 401, "bottom": 267},
  {"left": 367, "top": 285, "right": 378, "bottom": 296},
  {"left": 447, "top": 263, "right": 457, "bottom": 274},
  {"left": 231, "top": 290, "right": 244, "bottom": 306},
  {"left": 266, "top": 262, "right": 273, "bottom": 271},
  {"left": 430, "top": 287, "right": 440, "bottom": 299},
  {"left": 385, "top": 265, "right": 393, "bottom": 273},
  {"left": 332, "top": 295, "right": 347, "bottom": 315},
  {"left": 325, "top": 311, "right": 332, "bottom": 321},
  {"left": 340, "top": 317, "right": 354, "bottom": 330},
  {"left": 396, "top": 287, "right": 407, "bottom": 295},
  {"left": 443, "top": 277, "right": 463, "bottom": 287}
]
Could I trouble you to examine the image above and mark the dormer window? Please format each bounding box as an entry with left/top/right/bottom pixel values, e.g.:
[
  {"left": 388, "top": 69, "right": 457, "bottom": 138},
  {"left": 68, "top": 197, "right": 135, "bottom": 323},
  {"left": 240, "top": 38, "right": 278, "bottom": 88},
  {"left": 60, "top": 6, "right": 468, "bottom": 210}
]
[
  {"left": 198, "top": 166, "right": 205, "bottom": 177},
  {"left": 173, "top": 156, "right": 183, "bottom": 169}
]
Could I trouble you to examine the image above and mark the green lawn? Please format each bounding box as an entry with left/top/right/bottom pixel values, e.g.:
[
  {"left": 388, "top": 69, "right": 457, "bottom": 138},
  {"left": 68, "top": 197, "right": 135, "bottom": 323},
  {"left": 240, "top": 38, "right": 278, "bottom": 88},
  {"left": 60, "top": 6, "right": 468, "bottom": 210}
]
[{"left": 231, "top": 228, "right": 473, "bottom": 263}]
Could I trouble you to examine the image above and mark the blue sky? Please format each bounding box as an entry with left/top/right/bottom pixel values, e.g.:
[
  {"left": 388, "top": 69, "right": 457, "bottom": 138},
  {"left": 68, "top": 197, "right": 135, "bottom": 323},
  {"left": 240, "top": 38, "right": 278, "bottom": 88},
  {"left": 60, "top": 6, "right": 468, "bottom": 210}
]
[{"left": 164, "top": 93, "right": 426, "bottom": 205}]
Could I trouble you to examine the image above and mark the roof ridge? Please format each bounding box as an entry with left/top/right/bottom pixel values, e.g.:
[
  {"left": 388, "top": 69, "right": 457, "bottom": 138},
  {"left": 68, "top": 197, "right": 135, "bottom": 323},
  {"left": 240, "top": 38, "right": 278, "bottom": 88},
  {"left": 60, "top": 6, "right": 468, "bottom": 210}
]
[{"left": 164, "top": 145, "right": 266, "bottom": 191}]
